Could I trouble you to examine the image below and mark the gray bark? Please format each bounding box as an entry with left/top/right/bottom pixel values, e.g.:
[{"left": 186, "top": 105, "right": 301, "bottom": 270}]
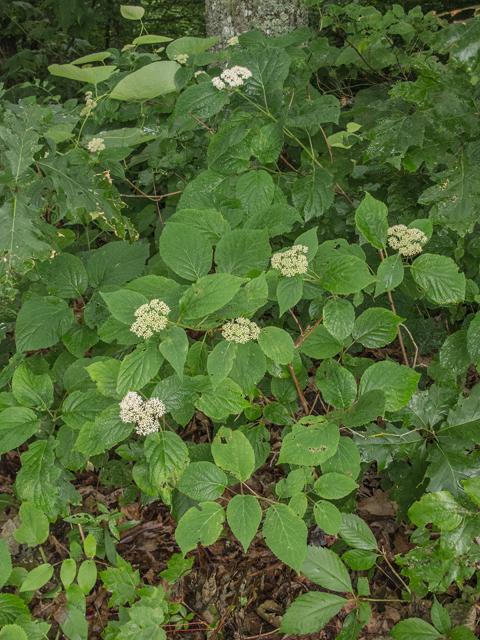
[{"left": 205, "top": 0, "right": 309, "bottom": 51}]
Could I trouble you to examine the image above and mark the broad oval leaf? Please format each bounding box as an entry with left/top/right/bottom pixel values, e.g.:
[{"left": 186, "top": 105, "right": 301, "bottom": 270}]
[
  {"left": 339, "top": 513, "right": 377, "bottom": 550},
  {"left": 111, "top": 61, "right": 180, "bottom": 101},
  {"left": 301, "top": 546, "right": 353, "bottom": 593},
  {"left": 227, "top": 494, "right": 262, "bottom": 553},
  {"left": 411, "top": 253, "right": 465, "bottom": 305},
  {"left": 211, "top": 426, "right": 255, "bottom": 482},
  {"left": 262, "top": 503, "right": 307, "bottom": 573},
  {"left": 280, "top": 592, "right": 347, "bottom": 635},
  {"left": 314, "top": 473, "right": 358, "bottom": 500},
  {"left": 177, "top": 461, "right": 227, "bottom": 501},
  {"left": 175, "top": 502, "right": 225, "bottom": 555}
]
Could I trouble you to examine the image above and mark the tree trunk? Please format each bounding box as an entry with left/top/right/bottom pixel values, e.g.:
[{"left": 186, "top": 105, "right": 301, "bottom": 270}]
[{"left": 205, "top": 0, "right": 309, "bottom": 51}]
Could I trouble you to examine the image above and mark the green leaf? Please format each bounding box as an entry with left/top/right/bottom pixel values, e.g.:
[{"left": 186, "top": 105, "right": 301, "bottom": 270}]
[
  {"left": 0, "top": 626, "right": 28, "bottom": 640},
  {"left": 77, "top": 560, "right": 97, "bottom": 596},
  {"left": 100, "top": 555, "right": 140, "bottom": 606},
  {"left": 44, "top": 253, "right": 88, "bottom": 298},
  {"left": 323, "top": 299, "right": 355, "bottom": 341},
  {"left": 84, "top": 534, "right": 96, "bottom": 558},
  {"left": 174, "top": 82, "right": 229, "bottom": 122},
  {"left": 258, "top": 327, "right": 294, "bottom": 364},
  {"left": 321, "top": 436, "right": 361, "bottom": 479},
  {"left": 339, "top": 514, "right": 377, "bottom": 550},
  {"left": 0, "top": 121, "right": 41, "bottom": 176},
  {"left": 111, "top": 61, "right": 179, "bottom": 100},
  {"left": 227, "top": 494, "right": 262, "bottom": 553},
  {"left": 341, "top": 549, "right": 378, "bottom": 570},
  {"left": 438, "top": 384, "right": 480, "bottom": 441},
  {"left": 212, "top": 426, "right": 255, "bottom": 482},
  {"left": 279, "top": 420, "right": 339, "bottom": 466},
  {"left": 56, "top": 424, "right": 89, "bottom": 472},
  {"left": 71, "top": 52, "right": 112, "bottom": 64},
  {"left": 319, "top": 254, "right": 374, "bottom": 295},
  {"left": 449, "top": 627, "right": 477, "bottom": 640},
  {"left": 116, "top": 343, "right": 163, "bottom": 396},
  {"left": 144, "top": 431, "right": 189, "bottom": 502},
  {"left": 315, "top": 359, "right": 357, "bottom": 410},
  {"left": 75, "top": 404, "right": 133, "bottom": 456},
  {"left": 352, "top": 308, "right": 403, "bottom": 348},
  {"left": 360, "top": 361, "right": 420, "bottom": 411},
  {"left": 12, "top": 364, "right": 53, "bottom": 410},
  {"left": 229, "top": 342, "right": 266, "bottom": 394},
  {"left": 62, "top": 324, "right": 100, "bottom": 359},
  {"left": 62, "top": 389, "right": 111, "bottom": 430},
  {"left": 49, "top": 63, "right": 117, "bottom": 85},
  {"left": 87, "top": 359, "right": 121, "bottom": 398},
  {"left": 236, "top": 170, "right": 274, "bottom": 216},
  {"left": 314, "top": 473, "right": 358, "bottom": 500},
  {"left": 462, "top": 477, "right": 480, "bottom": 506},
  {"left": 277, "top": 275, "right": 304, "bottom": 316},
  {"left": 230, "top": 47, "right": 291, "bottom": 94},
  {"left": 86, "top": 242, "right": 149, "bottom": 289},
  {"left": 100, "top": 289, "right": 148, "bottom": 325},
  {"left": 0, "top": 541, "right": 12, "bottom": 590},
  {"left": 431, "top": 597, "right": 450, "bottom": 636},
  {"left": 13, "top": 502, "right": 49, "bottom": 547},
  {"left": 167, "top": 36, "right": 218, "bottom": 58},
  {"left": 15, "top": 296, "right": 73, "bottom": 352},
  {"left": 375, "top": 254, "right": 404, "bottom": 296},
  {"left": 411, "top": 254, "right": 465, "bottom": 305},
  {"left": 159, "top": 222, "right": 213, "bottom": 281},
  {"left": 120, "top": 5, "right": 145, "bottom": 19},
  {"left": 180, "top": 274, "right": 244, "bottom": 318},
  {"left": 177, "top": 461, "right": 227, "bottom": 501},
  {"left": 0, "top": 407, "right": 41, "bottom": 455},
  {"left": 170, "top": 208, "right": 230, "bottom": 244},
  {"left": 215, "top": 229, "right": 271, "bottom": 277},
  {"left": 175, "top": 502, "right": 225, "bottom": 555},
  {"left": 59, "top": 603, "right": 88, "bottom": 640},
  {"left": 342, "top": 389, "right": 386, "bottom": 428},
  {"left": 195, "top": 377, "right": 250, "bottom": 420},
  {"left": 207, "top": 341, "right": 236, "bottom": 389},
  {"left": 300, "top": 325, "right": 343, "bottom": 360},
  {"left": 467, "top": 311, "right": 480, "bottom": 361},
  {"left": 292, "top": 170, "right": 334, "bottom": 221},
  {"left": 159, "top": 326, "right": 188, "bottom": 380},
  {"left": 251, "top": 122, "right": 284, "bottom": 163},
  {"left": 15, "top": 438, "right": 60, "bottom": 513},
  {"left": 133, "top": 34, "right": 172, "bottom": 45},
  {"left": 19, "top": 563, "right": 54, "bottom": 592},
  {"left": 440, "top": 330, "right": 470, "bottom": 373},
  {"left": 280, "top": 592, "right": 347, "bottom": 635},
  {"left": 262, "top": 503, "right": 307, "bottom": 573},
  {"left": 408, "top": 491, "right": 463, "bottom": 531},
  {"left": 390, "top": 618, "right": 441, "bottom": 640},
  {"left": 60, "top": 559, "right": 77, "bottom": 589},
  {"left": 301, "top": 546, "right": 352, "bottom": 593},
  {"left": 355, "top": 192, "right": 388, "bottom": 249}
]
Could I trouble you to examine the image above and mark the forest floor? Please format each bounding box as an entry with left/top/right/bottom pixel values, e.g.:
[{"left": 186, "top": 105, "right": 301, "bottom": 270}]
[{"left": 2, "top": 342, "right": 480, "bottom": 639}]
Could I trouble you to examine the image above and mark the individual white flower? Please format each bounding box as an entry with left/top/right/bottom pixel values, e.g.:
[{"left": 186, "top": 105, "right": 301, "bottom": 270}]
[
  {"left": 194, "top": 70, "right": 207, "bottom": 77},
  {"left": 227, "top": 36, "right": 239, "bottom": 46},
  {"left": 212, "top": 65, "right": 252, "bottom": 90},
  {"left": 271, "top": 245, "right": 309, "bottom": 277},
  {"left": 87, "top": 137, "right": 105, "bottom": 153},
  {"left": 130, "top": 299, "right": 170, "bottom": 339},
  {"left": 387, "top": 225, "right": 427, "bottom": 257},
  {"left": 174, "top": 54, "right": 189, "bottom": 64},
  {"left": 119, "top": 392, "right": 166, "bottom": 435},
  {"left": 222, "top": 317, "right": 260, "bottom": 344}
]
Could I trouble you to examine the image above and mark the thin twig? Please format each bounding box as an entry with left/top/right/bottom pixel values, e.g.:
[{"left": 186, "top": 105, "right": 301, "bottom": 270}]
[
  {"left": 279, "top": 155, "right": 307, "bottom": 176},
  {"left": 289, "top": 308, "right": 304, "bottom": 335},
  {"left": 345, "top": 38, "right": 392, "bottom": 82},
  {"left": 288, "top": 87, "right": 295, "bottom": 108},
  {"left": 378, "top": 249, "right": 409, "bottom": 367},
  {"left": 289, "top": 362, "right": 309, "bottom": 414},
  {"left": 400, "top": 323, "right": 419, "bottom": 370},
  {"left": 188, "top": 112, "right": 215, "bottom": 136},
  {"left": 152, "top": 179, "right": 164, "bottom": 228},
  {"left": 318, "top": 122, "right": 333, "bottom": 164},
  {"left": 294, "top": 315, "right": 323, "bottom": 349},
  {"left": 77, "top": 524, "right": 86, "bottom": 545},
  {"left": 335, "top": 183, "right": 353, "bottom": 204}
]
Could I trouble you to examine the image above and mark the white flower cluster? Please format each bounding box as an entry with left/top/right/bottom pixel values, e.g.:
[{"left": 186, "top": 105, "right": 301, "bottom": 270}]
[
  {"left": 212, "top": 65, "right": 252, "bottom": 90},
  {"left": 130, "top": 299, "right": 170, "bottom": 339},
  {"left": 87, "top": 137, "right": 106, "bottom": 153},
  {"left": 227, "top": 36, "right": 239, "bottom": 46},
  {"left": 80, "top": 91, "right": 97, "bottom": 117},
  {"left": 271, "top": 245, "right": 309, "bottom": 277},
  {"left": 387, "top": 225, "right": 428, "bottom": 257},
  {"left": 119, "top": 392, "right": 166, "bottom": 435},
  {"left": 174, "top": 54, "right": 189, "bottom": 64},
  {"left": 194, "top": 70, "right": 206, "bottom": 77},
  {"left": 222, "top": 317, "right": 260, "bottom": 344}
]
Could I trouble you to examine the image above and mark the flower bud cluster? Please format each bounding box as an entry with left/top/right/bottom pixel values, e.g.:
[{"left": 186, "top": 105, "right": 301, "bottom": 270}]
[
  {"left": 212, "top": 66, "right": 252, "bottom": 90},
  {"left": 87, "top": 137, "right": 106, "bottom": 153},
  {"left": 194, "top": 70, "right": 206, "bottom": 77},
  {"left": 227, "top": 36, "right": 239, "bottom": 46},
  {"left": 174, "top": 54, "right": 189, "bottom": 64},
  {"left": 387, "top": 225, "right": 428, "bottom": 257},
  {"left": 80, "top": 91, "right": 97, "bottom": 117},
  {"left": 222, "top": 317, "right": 260, "bottom": 344},
  {"left": 119, "top": 391, "right": 166, "bottom": 435},
  {"left": 271, "top": 245, "right": 309, "bottom": 277},
  {"left": 130, "top": 299, "right": 170, "bottom": 339}
]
